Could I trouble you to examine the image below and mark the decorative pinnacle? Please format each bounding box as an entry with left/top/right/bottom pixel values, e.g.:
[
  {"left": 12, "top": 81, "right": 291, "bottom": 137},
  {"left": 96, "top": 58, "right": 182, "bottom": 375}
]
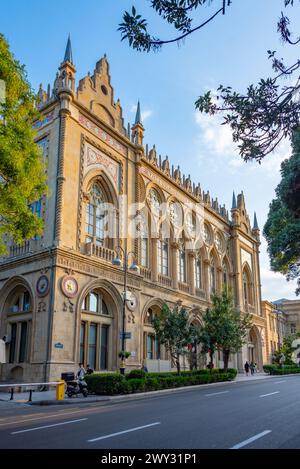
[
  {"left": 253, "top": 212, "right": 259, "bottom": 230},
  {"left": 232, "top": 191, "right": 237, "bottom": 209},
  {"left": 134, "top": 100, "right": 142, "bottom": 125},
  {"left": 64, "top": 34, "right": 73, "bottom": 64}
]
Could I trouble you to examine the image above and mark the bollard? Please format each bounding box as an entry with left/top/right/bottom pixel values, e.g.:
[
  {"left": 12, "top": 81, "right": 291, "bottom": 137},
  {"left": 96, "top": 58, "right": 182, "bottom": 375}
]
[
  {"left": 56, "top": 380, "right": 65, "bottom": 401},
  {"left": 28, "top": 390, "right": 33, "bottom": 402},
  {"left": 10, "top": 388, "right": 14, "bottom": 400}
]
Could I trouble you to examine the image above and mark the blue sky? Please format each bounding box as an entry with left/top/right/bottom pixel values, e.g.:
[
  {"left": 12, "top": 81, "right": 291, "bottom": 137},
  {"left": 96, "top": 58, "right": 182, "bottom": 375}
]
[{"left": 2, "top": 0, "right": 299, "bottom": 299}]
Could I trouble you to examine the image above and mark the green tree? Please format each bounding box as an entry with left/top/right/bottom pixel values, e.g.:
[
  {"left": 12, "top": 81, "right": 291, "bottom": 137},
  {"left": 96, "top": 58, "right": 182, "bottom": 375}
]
[
  {"left": 153, "top": 303, "right": 197, "bottom": 373},
  {"left": 264, "top": 130, "right": 300, "bottom": 295},
  {"left": 119, "top": 0, "right": 300, "bottom": 161},
  {"left": 0, "top": 34, "right": 46, "bottom": 254},
  {"left": 199, "top": 289, "right": 252, "bottom": 372},
  {"left": 272, "top": 333, "right": 300, "bottom": 365}
]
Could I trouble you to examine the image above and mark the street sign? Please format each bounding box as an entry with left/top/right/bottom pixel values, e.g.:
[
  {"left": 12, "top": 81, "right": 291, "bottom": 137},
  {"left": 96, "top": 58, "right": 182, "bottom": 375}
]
[
  {"left": 54, "top": 342, "right": 64, "bottom": 349},
  {"left": 119, "top": 332, "right": 132, "bottom": 340}
]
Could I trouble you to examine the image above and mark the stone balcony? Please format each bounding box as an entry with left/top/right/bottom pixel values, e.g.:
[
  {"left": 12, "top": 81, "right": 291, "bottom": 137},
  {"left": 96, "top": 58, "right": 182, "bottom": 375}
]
[{"left": 84, "top": 242, "right": 115, "bottom": 263}]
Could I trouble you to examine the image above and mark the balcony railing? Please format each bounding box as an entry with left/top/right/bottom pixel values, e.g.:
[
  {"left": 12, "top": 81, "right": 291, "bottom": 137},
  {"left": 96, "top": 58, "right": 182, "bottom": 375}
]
[
  {"left": 84, "top": 242, "right": 115, "bottom": 263},
  {"left": 140, "top": 267, "right": 152, "bottom": 281},
  {"left": 195, "top": 288, "right": 206, "bottom": 299},
  {"left": 4, "top": 239, "right": 40, "bottom": 259},
  {"left": 178, "top": 281, "right": 190, "bottom": 294},
  {"left": 158, "top": 274, "right": 172, "bottom": 288}
]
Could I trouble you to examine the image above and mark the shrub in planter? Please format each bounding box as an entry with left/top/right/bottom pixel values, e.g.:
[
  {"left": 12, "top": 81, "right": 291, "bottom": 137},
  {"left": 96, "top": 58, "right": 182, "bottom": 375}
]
[
  {"left": 127, "top": 369, "right": 146, "bottom": 380},
  {"left": 85, "top": 373, "right": 125, "bottom": 395}
]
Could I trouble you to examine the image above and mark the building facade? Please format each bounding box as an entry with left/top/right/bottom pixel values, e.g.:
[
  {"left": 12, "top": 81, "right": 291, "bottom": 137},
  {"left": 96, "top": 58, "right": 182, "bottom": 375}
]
[
  {"left": 262, "top": 301, "right": 287, "bottom": 363},
  {"left": 0, "top": 40, "right": 267, "bottom": 383},
  {"left": 274, "top": 299, "right": 300, "bottom": 336}
]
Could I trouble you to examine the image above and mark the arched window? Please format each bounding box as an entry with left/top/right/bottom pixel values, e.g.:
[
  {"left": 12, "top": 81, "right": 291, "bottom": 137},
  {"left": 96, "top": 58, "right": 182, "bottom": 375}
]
[
  {"left": 147, "top": 188, "right": 161, "bottom": 218},
  {"left": 243, "top": 268, "right": 253, "bottom": 308},
  {"left": 195, "top": 255, "right": 202, "bottom": 289},
  {"left": 157, "top": 226, "right": 169, "bottom": 276},
  {"left": 210, "top": 256, "right": 216, "bottom": 294},
  {"left": 85, "top": 183, "right": 107, "bottom": 246},
  {"left": 5, "top": 286, "right": 32, "bottom": 365},
  {"left": 223, "top": 261, "right": 228, "bottom": 290},
  {"left": 178, "top": 240, "right": 187, "bottom": 283},
  {"left": 143, "top": 306, "right": 167, "bottom": 361},
  {"left": 140, "top": 220, "right": 149, "bottom": 268}
]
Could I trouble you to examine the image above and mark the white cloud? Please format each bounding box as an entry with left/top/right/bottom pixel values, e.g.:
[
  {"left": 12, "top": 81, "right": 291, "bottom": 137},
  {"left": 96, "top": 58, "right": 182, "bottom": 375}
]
[
  {"left": 194, "top": 110, "right": 243, "bottom": 171},
  {"left": 260, "top": 267, "right": 297, "bottom": 302}
]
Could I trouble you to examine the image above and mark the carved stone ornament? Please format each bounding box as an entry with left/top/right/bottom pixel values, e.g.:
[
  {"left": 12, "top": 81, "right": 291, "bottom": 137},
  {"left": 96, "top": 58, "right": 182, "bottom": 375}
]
[
  {"left": 37, "top": 301, "right": 46, "bottom": 313},
  {"left": 61, "top": 275, "right": 78, "bottom": 298},
  {"left": 63, "top": 298, "right": 74, "bottom": 313},
  {"left": 36, "top": 275, "right": 50, "bottom": 297},
  {"left": 126, "top": 292, "right": 138, "bottom": 312}
]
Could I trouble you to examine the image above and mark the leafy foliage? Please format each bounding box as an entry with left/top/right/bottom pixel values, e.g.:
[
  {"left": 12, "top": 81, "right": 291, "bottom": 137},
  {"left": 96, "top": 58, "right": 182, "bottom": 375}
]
[
  {"left": 271, "top": 333, "right": 300, "bottom": 365},
  {"left": 119, "top": 1, "right": 300, "bottom": 161},
  {"left": 264, "top": 130, "right": 300, "bottom": 294},
  {"left": 119, "top": 1, "right": 230, "bottom": 52},
  {"left": 0, "top": 34, "right": 47, "bottom": 254},
  {"left": 198, "top": 289, "right": 252, "bottom": 371},
  {"left": 152, "top": 303, "right": 199, "bottom": 373}
]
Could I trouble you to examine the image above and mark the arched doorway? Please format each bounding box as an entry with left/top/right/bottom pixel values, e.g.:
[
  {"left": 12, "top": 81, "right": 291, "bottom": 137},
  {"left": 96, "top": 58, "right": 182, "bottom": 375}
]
[
  {"left": 0, "top": 279, "right": 33, "bottom": 369},
  {"left": 141, "top": 300, "right": 169, "bottom": 372},
  {"left": 79, "top": 282, "right": 121, "bottom": 371},
  {"left": 248, "top": 326, "right": 263, "bottom": 370}
]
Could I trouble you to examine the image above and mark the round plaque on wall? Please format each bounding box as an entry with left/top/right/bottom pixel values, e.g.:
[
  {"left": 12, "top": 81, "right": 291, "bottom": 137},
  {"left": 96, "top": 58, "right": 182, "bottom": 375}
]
[
  {"left": 126, "top": 292, "right": 138, "bottom": 312},
  {"left": 36, "top": 275, "right": 50, "bottom": 297},
  {"left": 61, "top": 276, "right": 78, "bottom": 298}
]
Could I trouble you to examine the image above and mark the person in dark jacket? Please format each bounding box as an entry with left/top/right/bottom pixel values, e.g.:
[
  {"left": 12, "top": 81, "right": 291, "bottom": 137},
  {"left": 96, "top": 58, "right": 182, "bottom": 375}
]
[{"left": 244, "top": 361, "right": 250, "bottom": 376}]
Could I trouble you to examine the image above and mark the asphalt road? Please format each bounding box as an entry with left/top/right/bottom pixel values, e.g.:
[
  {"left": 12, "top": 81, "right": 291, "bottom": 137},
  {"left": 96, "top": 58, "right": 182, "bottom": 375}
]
[{"left": 0, "top": 376, "right": 300, "bottom": 449}]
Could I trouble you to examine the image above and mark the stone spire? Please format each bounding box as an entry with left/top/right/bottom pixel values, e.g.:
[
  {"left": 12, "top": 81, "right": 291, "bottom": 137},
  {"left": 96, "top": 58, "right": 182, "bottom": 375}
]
[
  {"left": 64, "top": 34, "right": 73, "bottom": 64},
  {"left": 135, "top": 100, "right": 142, "bottom": 125},
  {"left": 253, "top": 212, "right": 259, "bottom": 230},
  {"left": 131, "top": 100, "right": 144, "bottom": 146},
  {"left": 232, "top": 191, "right": 237, "bottom": 209},
  {"left": 56, "top": 35, "right": 76, "bottom": 94}
]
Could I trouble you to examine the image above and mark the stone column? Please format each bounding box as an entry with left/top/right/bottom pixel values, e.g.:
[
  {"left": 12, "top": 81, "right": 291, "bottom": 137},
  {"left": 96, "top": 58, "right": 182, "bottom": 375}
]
[{"left": 151, "top": 236, "right": 158, "bottom": 282}]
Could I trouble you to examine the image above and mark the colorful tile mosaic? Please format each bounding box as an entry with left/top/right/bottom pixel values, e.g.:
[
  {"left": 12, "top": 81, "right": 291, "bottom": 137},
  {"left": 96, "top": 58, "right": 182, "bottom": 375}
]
[{"left": 79, "top": 114, "right": 127, "bottom": 156}]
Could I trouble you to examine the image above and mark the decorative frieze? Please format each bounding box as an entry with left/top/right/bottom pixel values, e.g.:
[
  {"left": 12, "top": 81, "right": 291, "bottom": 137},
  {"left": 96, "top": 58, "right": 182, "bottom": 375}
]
[{"left": 79, "top": 114, "right": 127, "bottom": 156}]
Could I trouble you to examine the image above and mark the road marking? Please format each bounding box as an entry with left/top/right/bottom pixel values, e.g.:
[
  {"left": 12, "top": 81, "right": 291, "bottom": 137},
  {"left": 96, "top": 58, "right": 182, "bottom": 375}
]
[
  {"left": 88, "top": 422, "right": 161, "bottom": 442},
  {"left": 205, "top": 391, "right": 230, "bottom": 397},
  {"left": 11, "top": 418, "right": 88, "bottom": 434},
  {"left": 259, "top": 392, "right": 280, "bottom": 398},
  {"left": 231, "top": 430, "right": 272, "bottom": 449},
  {"left": 273, "top": 380, "right": 286, "bottom": 384}
]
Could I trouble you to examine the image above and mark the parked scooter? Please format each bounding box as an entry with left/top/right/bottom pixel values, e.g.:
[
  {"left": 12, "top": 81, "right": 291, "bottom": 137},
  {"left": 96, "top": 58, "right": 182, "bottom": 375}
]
[{"left": 66, "top": 377, "right": 88, "bottom": 398}]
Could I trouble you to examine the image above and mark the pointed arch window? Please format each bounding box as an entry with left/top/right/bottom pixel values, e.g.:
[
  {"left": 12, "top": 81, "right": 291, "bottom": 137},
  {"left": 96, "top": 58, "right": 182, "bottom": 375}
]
[
  {"left": 157, "top": 226, "right": 169, "bottom": 276},
  {"left": 85, "top": 183, "right": 106, "bottom": 246},
  {"left": 210, "top": 257, "right": 216, "bottom": 294},
  {"left": 178, "top": 240, "right": 187, "bottom": 283},
  {"left": 195, "top": 255, "right": 202, "bottom": 289},
  {"left": 223, "top": 262, "right": 228, "bottom": 291},
  {"left": 140, "top": 220, "right": 149, "bottom": 268},
  {"left": 243, "top": 269, "right": 253, "bottom": 307}
]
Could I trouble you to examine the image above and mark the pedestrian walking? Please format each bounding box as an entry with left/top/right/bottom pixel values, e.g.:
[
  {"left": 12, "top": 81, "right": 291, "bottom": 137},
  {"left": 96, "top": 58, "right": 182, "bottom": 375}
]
[
  {"left": 244, "top": 361, "right": 250, "bottom": 376},
  {"left": 250, "top": 361, "right": 255, "bottom": 375}
]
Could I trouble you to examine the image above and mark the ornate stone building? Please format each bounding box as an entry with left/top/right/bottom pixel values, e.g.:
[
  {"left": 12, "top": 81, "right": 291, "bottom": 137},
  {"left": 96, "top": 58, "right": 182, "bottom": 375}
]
[{"left": 0, "top": 39, "right": 267, "bottom": 383}]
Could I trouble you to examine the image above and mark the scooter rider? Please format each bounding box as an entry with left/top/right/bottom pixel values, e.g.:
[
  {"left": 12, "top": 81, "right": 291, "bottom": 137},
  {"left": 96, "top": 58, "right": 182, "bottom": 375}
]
[{"left": 77, "top": 363, "right": 86, "bottom": 380}]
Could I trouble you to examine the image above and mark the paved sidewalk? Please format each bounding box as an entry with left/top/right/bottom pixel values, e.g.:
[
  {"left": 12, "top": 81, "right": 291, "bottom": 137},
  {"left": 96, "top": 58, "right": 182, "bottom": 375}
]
[{"left": 0, "top": 372, "right": 273, "bottom": 407}]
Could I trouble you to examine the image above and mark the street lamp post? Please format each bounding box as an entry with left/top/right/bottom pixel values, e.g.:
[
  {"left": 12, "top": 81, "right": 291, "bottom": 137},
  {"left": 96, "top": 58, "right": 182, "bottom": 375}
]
[{"left": 112, "top": 238, "right": 138, "bottom": 374}]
